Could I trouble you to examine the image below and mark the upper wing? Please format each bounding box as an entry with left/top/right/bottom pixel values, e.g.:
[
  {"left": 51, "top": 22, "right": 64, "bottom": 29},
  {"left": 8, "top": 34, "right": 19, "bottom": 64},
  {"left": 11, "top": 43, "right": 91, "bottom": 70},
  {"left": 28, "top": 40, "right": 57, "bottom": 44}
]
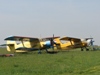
[
  {"left": 60, "top": 37, "right": 82, "bottom": 47},
  {"left": 84, "top": 38, "right": 93, "bottom": 40},
  {"left": 4, "top": 36, "right": 39, "bottom": 42},
  {"left": 60, "top": 36, "right": 81, "bottom": 42},
  {"left": 42, "top": 36, "right": 60, "bottom": 40}
]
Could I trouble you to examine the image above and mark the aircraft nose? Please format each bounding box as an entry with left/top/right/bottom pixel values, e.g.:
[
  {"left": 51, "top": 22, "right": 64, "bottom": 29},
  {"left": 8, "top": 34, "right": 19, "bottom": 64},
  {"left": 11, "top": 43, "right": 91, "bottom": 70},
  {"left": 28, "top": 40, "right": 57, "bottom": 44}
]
[
  {"left": 87, "top": 39, "right": 91, "bottom": 43},
  {"left": 87, "top": 39, "right": 94, "bottom": 46},
  {"left": 44, "top": 41, "right": 51, "bottom": 46}
]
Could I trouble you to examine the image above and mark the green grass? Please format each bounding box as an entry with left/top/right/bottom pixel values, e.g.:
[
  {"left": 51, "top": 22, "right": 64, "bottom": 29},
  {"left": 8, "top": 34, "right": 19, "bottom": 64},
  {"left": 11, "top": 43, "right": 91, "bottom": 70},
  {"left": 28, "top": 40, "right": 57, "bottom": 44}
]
[{"left": 0, "top": 48, "right": 100, "bottom": 75}]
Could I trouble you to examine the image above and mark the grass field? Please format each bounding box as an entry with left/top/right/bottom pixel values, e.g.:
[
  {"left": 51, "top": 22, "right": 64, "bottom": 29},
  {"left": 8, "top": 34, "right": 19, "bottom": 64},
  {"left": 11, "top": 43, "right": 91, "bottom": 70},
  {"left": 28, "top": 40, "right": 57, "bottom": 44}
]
[{"left": 0, "top": 48, "right": 100, "bottom": 75}]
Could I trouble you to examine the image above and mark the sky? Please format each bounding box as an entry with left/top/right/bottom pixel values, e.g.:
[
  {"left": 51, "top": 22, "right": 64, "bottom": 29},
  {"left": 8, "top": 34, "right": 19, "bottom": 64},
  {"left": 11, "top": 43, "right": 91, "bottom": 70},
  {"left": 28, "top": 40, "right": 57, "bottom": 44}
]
[{"left": 0, "top": 0, "right": 100, "bottom": 45}]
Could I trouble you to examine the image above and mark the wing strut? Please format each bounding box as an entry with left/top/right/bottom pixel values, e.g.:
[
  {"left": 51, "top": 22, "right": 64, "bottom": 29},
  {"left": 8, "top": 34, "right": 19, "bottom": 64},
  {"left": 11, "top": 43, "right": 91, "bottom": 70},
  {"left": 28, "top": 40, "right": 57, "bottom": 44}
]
[
  {"left": 69, "top": 40, "right": 73, "bottom": 45},
  {"left": 21, "top": 40, "right": 25, "bottom": 48}
]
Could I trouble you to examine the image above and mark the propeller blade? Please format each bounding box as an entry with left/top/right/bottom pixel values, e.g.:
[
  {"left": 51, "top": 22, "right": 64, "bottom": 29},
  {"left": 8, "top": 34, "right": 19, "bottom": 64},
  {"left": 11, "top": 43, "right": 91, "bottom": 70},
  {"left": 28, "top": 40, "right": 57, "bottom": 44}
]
[
  {"left": 86, "top": 36, "right": 95, "bottom": 50},
  {"left": 89, "top": 39, "right": 94, "bottom": 46},
  {"left": 50, "top": 34, "right": 54, "bottom": 50}
]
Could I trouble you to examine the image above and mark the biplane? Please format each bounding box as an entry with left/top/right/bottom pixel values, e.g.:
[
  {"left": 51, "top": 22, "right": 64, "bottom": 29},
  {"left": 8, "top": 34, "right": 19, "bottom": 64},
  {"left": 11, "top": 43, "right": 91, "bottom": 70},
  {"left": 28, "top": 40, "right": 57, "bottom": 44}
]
[
  {"left": 54, "top": 36, "right": 94, "bottom": 51},
  {"left": 2, "top": 35, "right": 94, "bottom": 53},
  {"left": 3, "top": 35, "right": 59, "bottom": 53}
]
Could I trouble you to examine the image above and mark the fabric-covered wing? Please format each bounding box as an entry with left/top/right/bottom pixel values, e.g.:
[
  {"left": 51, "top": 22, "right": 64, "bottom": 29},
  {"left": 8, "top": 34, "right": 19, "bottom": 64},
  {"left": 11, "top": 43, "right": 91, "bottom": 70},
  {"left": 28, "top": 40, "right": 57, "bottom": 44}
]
[
  {"left": 0, "top": 44, "right": 14, "bottom": 46},
  {"left": 42, "top": 36, "right": 60, "bottom": 40},
  {"left": 15, "top": 47, "right": 39, "bottom": 51},
  {"left": 4, "top": 36, "right": 39, "bottom": 42},
  {"left": 60, "top": 37, "right": 82, "bottom": 48},
  {"left": 60, "top": 37, "right": 81, "bottom": 42},
  {"left": 84, "top": 38, "right": 93, "bottom": 40},
  {"left": 61, "top": 36, "right": 81, "bottom": 45}
]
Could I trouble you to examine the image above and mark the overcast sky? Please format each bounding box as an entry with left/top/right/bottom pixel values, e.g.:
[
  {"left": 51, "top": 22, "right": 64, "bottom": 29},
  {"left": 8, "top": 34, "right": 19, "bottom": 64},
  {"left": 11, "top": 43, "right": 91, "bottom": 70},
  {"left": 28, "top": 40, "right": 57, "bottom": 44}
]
[{"left": 0, "top": 0, "right": 100, "bottom": 45}]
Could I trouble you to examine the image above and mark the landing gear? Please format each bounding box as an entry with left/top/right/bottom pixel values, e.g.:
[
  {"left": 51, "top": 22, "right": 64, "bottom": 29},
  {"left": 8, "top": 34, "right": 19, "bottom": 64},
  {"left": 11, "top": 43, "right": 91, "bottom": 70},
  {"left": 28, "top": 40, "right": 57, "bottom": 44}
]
[
  {"left": 81, "top": 48, "right": 83, "bottom": 51},
  {"left": 81, "top": 47, "right": 89, "bottom": 51},
  {"left": 86, "top": 48, "right": 89, "bottom": 51},
  {"left": 85, "top": 47, "right": 89, "bottom": 51},
  {"left": 38, "top": 49, "right": 41, "bottom": 54}
]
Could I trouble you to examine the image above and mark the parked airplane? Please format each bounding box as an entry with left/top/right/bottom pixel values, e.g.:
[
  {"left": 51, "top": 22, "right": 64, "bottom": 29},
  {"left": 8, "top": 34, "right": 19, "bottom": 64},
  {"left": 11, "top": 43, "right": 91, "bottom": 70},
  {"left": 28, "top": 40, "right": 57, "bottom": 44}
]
[
  {"left": 2, "top": 35, "right": 94, "bottom": 53},
  {"left": 54, "top": 36, "right": 94, "bottom": 51},
  {"left": 3, "top": 35, "right": 59, "bottom": 53}
]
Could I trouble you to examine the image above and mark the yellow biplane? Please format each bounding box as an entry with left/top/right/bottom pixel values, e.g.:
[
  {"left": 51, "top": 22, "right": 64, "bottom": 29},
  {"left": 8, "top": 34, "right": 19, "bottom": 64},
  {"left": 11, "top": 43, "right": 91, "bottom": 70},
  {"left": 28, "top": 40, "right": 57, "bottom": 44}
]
[
  {"left": 2, "top": 35, "right": 59, "bottom": 53},
  {"left": 2, "top": 35, "right": 94, "bottom": 53},
  {"left": 54, "top": 36, "right": 94, "bottom": 51}
]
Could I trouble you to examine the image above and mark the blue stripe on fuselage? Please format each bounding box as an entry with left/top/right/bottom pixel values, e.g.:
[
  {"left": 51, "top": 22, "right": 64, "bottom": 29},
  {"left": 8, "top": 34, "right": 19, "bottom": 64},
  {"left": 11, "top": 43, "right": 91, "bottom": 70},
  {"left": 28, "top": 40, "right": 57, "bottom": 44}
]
[{"left": 45, "top": 41, "right": 51, "bottom": 46}]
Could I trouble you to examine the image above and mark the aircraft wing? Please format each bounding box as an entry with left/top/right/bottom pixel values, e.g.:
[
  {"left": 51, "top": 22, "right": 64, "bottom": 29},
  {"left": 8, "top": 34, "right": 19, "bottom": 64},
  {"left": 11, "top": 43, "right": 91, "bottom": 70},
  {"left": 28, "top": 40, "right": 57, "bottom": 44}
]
[
  {"left": 85, "top": 38, "right": 93, "bottom": 40},
  {"left": 42, "top": 36, "right": 60, "bottom": 40},
  {"left": 0, "top": 44, "right": 14, "bottom": 46},
  {"left": 60, "top": 37, "right": 82, "bottom": 48},
  {"left": 15, "top": 47, "right": 39, "bottom": 51},
  {"left": 60, "top": 37, "right": 81, "bottom": 42},
  {"left": 4, "top": 36, "right": 39, "bottom": 42}
]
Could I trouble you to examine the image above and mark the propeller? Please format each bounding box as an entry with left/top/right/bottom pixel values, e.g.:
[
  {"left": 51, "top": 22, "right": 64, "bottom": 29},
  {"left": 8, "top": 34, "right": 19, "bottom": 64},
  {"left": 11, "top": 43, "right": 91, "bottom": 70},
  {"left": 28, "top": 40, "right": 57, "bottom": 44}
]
[
  {"left": 42, "top": 34, "right": 60, "bottom": 53},
  {"left": 50, "top": 34, "right": 55, "bottom": 50},
  {"left": 85, "top": 37, "right": 95, "bottom": 50},
  {"left": 89, "top": 39, "right": 94, "bottom": 46}
]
